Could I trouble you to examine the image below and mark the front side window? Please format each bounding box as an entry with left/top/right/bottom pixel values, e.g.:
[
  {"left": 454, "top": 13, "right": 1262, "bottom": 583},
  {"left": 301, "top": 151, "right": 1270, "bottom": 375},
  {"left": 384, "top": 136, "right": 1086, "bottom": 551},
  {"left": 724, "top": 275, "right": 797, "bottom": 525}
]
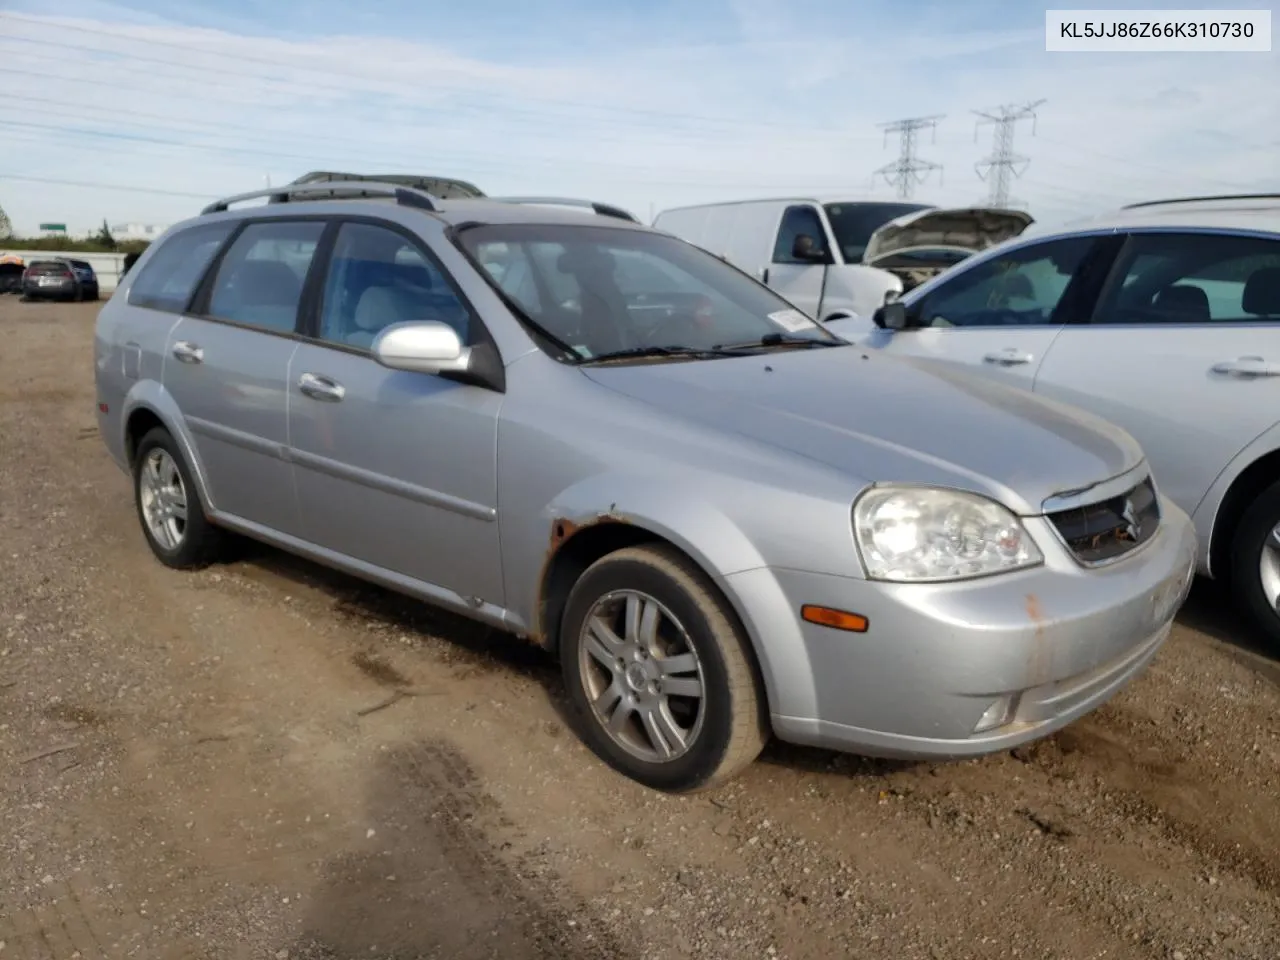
[
  {"left": 823, "top": 202, "right": 929, "bottom": 263},
  {"left": 206, "top": 220, "right": 325, "bottom": 333},
  {"left": 128, "top": 222, "right": 235, "bottom": 313},
  {"left": 1095, "top": 232, "right": 1280, "bottom": 324},
  {"left": 457, "top": 224, "right": 841, "bottom": 361},
  {"left": 772, "top": 205, "right": 829, "bottom": 264},
  {"left": 317, "top": 222, "right": 471, "bottom": 349},
  {"left": 915, "top": 235, "right": 1097, "bottom": 328}
]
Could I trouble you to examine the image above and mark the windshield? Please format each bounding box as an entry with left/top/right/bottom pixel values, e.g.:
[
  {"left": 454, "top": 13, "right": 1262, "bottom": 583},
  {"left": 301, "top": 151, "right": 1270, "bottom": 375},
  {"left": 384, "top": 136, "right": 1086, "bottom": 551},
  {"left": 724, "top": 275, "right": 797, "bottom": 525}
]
[
  {"left": 823, "top": 202, "right": 930, "bottom": 263},
  {"left": 458, "top": 224, "right": 841, "bottom": 361}
]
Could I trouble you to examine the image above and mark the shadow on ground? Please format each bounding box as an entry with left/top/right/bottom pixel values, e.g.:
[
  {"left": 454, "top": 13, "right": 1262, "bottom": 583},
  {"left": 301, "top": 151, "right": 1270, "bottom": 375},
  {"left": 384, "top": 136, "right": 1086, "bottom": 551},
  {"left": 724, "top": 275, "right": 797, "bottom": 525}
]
[
  {"left": 283, "top": 740, "right": 627, "bottom": 960},
  {"left": 1177, "top": 579, "right": 1280, "bottom": 684}
]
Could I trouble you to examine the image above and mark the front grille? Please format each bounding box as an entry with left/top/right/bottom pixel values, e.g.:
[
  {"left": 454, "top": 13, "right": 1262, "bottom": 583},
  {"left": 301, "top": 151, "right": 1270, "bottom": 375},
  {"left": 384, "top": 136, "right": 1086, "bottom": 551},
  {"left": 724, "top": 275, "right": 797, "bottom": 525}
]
[{"left": 1047, "top": 477, "right": 1160, "bottom": 564}]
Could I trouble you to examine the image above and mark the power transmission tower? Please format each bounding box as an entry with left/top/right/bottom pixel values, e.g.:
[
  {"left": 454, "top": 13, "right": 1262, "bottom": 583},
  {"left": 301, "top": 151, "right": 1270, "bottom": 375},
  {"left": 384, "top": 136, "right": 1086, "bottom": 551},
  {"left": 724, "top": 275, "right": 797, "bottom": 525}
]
[
  {"left": 874, "top": 115, "right": 944, "bottom": 200},
  {"left": 973, "top": 100, "right": 1045, "bottom": 208}
]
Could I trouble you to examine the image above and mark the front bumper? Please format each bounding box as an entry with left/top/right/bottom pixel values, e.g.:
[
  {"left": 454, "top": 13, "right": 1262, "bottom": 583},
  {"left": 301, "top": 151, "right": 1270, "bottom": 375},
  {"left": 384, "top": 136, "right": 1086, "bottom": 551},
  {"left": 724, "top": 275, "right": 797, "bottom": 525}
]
[{"left": 723, "top": 501, "right": 1197, "bottom": 759}]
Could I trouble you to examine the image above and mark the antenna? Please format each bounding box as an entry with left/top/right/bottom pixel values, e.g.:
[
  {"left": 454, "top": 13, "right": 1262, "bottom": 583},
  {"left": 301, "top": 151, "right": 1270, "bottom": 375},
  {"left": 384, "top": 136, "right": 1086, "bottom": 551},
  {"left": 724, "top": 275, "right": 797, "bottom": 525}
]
[
  {"left": 973, "top": 100, "right": 1045, "bottom": 208},
  {"left": 873, "top": 115, "right": 945, "bottom": 200}
]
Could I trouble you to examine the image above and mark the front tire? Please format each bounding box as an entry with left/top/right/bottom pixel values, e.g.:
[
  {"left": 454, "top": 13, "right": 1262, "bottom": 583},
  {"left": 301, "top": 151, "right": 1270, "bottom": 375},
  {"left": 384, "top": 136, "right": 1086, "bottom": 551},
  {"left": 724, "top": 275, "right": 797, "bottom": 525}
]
[
  {"left": 559, "top": 545, "right": 768, "bottom": 792},
  {"left": 133, "top": 427, "right": 229, "bottom": 569},
  {"left": 1229, "top": 479, "right": 1280, "bottom": 650}
]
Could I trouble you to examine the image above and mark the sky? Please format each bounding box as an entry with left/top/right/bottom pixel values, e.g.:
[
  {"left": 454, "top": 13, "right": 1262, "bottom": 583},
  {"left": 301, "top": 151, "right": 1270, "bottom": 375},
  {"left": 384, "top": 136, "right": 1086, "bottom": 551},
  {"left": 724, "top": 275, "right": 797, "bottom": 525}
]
[{"left": 0, "top": 0, "right": 1276, "bottom": 235}]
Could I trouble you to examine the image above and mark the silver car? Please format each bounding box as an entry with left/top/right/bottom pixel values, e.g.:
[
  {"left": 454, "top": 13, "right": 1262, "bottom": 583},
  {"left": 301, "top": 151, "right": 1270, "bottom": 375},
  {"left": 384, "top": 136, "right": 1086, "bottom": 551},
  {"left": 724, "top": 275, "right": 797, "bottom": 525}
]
[
  {"left": 836, "top": 194, "right": 1280, "bottom": 648},
  {"left": 94, "top": 180, "right": 1197, "bottom": 793}
]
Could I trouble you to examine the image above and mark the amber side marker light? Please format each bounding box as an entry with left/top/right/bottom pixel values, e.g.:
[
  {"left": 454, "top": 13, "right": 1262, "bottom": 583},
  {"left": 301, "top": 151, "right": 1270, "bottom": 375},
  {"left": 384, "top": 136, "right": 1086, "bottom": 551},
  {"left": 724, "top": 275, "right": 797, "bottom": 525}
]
[{"left": 801, "top": 604, "right": 869, "bottom": 633}]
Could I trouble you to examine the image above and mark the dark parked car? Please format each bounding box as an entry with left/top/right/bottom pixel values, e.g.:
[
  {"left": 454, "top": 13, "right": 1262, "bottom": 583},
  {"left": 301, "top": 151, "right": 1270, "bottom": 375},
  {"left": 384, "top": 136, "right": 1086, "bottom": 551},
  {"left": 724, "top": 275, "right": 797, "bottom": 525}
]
[
  {"left": 0, "top": 259, "right": 23, "bottom": 295},
  {"left": 22, "top": 258, "right": 95, "bottom": 302},
  {"left": 67, "top": 259, "right": 100, "bottom": 300}
]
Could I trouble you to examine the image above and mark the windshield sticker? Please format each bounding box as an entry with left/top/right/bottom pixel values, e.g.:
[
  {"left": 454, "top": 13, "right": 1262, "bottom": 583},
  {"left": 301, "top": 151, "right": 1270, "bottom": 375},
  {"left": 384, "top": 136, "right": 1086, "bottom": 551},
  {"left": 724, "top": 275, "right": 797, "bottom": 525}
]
[{"left": 767, "top": 309, "right": 817, "bottom": 333}]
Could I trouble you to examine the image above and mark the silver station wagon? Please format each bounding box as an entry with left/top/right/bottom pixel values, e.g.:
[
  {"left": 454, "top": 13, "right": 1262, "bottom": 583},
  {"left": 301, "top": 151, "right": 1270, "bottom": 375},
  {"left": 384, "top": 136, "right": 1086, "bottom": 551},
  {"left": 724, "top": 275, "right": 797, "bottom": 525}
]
[{"left": 94, "top": 180, "right": 1197, "bottom": 792}]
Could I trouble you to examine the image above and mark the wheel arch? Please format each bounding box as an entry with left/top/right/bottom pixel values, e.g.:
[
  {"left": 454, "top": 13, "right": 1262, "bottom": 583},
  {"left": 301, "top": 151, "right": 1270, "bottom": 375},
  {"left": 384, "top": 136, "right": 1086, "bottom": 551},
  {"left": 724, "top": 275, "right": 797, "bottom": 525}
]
[
  {"left": 1206, "top": 445, "right": 1280, "bottom": 583},
  {"left": 533, "top": 513, "right": 779, "bottom": 717},
  {"left": 119, "top": 382, "right": 217, "bottom": 514}
]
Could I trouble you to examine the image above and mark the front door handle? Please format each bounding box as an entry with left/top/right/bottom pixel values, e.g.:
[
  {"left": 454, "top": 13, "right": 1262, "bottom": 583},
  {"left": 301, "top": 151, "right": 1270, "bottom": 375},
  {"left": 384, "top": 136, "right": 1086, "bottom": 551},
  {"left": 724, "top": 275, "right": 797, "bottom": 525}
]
[
  {"left": 171, "top": 341, "right": 203, "bottom": 364},
  {"left": 758, "top": 266, "right": 769, "bottom": 285},
  {"left": 1211, "top": 356, "right": 1280, "bottom": 378},
  {"left": 298, "top": 372, "right": 346, "bottom": 402},
  {"left": 982, "top": 348, "right": 1034, "bottom": 366}
]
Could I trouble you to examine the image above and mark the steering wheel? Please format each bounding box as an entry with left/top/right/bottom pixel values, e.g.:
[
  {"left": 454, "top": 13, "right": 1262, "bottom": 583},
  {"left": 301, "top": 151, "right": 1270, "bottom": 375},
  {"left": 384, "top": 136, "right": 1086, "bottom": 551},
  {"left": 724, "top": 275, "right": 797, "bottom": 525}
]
[{"left": 638, "top": 296, "right": 717, "bottom": 346}]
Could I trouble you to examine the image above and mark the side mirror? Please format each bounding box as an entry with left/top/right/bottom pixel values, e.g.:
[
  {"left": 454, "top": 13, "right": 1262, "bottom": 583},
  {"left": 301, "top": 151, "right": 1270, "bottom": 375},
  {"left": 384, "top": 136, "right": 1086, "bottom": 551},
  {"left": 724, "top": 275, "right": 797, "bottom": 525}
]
[
  {"left": 372, "top": 321, "right": 471, "bottom": 375},
  {"left": 873, "top": 301, "right": 910, "bottom": 331},
  {"left": 791, "top": 234, "right": 830, "bottom": 264}
]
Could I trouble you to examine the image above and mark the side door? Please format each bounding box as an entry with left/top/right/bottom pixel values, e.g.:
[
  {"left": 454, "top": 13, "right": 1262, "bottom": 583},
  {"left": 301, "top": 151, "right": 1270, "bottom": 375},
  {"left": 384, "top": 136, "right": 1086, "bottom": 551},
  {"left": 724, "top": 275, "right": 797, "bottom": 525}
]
[
  {"left": 163, "top": 218, "right": 327, "bottom": 536},
  {"left": 1032, "top": 230, "right": 1280, "bottom": 518},
  {"left": 287, "top": 218, "right": 505, "bottom": 606},
  {"left": 765, "top": 204, "right": 832, "bottom": 317},
  {"left": 863, "top": 233, "right": 1114, "bottom": 391}
]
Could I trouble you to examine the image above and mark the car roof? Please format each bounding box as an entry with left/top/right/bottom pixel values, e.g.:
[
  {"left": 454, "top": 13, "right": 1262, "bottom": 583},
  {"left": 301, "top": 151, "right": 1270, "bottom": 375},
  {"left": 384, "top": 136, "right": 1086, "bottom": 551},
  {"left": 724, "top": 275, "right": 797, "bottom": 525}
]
[
  {"left": 1044, "top": 194, "right": 1280, "bottom": 236},
  {"left": 656, "top": 197, "right": 934, "bottom": 215}
]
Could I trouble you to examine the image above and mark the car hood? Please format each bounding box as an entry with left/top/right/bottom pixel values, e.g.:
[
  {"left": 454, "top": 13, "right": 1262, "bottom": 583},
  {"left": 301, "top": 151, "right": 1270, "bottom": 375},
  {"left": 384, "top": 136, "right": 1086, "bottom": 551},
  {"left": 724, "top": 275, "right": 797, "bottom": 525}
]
[
  {"left": 581, "top": 347, "right": 1142, "bottom": 515},
  {"left": 863, "top": 207, "right": 1034, "bottom": 266}
]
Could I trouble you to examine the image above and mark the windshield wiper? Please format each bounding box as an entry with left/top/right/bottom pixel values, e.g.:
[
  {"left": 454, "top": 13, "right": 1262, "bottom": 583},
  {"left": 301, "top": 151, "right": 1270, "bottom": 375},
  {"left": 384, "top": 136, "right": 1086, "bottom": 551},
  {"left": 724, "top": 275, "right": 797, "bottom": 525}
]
[
  {"left": 577, "top": 344, "right": 744, "bottom": 365},
  {"left": 712, "top": 332, "right": 844, "bottom": 352}
]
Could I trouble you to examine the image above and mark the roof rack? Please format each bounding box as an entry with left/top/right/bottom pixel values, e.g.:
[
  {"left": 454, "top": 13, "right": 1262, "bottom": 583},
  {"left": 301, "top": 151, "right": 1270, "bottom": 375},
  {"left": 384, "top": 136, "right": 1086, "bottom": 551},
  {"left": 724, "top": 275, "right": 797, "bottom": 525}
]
[
  {"left": 1122, "top": 193, "right": 1280, "bottom": 210},
  {"left": 291, "top": 171, "right": 485, "bottom": 199},
  {"left": 201, "top": 180, "right": 441, "bottom": 216},
  {"left": 489, "top": 196, "right": 639, "bottom": 223}
]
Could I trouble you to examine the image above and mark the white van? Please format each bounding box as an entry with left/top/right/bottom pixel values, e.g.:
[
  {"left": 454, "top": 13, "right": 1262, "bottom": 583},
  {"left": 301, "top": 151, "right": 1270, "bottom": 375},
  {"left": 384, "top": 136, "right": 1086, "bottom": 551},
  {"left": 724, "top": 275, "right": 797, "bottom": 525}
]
[{"left": 652, "top": 198, "right": 1032, "bottom": 326}]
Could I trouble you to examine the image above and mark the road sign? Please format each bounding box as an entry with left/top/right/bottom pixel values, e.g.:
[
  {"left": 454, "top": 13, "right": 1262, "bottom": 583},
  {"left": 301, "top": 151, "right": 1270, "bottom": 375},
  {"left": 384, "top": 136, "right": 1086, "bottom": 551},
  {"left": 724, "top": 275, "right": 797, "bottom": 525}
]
[{"left": 39, "top": 223, "right": 67, "bottom": 233}]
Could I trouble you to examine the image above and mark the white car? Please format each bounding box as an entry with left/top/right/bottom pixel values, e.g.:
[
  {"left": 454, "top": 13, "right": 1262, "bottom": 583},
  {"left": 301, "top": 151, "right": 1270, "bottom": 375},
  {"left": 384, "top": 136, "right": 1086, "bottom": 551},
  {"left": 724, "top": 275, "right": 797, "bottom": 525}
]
[
  {"left": 652, "top": 198, "right": 1031, "bottom": 324},
  {"left": 831, "top": 193, "right": 1280, "bottom": 647}
]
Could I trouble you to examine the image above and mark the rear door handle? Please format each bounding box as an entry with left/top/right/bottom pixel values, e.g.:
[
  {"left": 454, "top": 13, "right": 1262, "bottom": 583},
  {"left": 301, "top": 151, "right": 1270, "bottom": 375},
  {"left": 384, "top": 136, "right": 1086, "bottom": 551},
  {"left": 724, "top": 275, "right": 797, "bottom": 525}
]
[
  {"left": 1211, "top": 356, "right": 1280, "bottom": 378},
  {"left": 298, "top": 372, "right": 346, "bottom": 402},
  {"left": 982, "top": 348, "right": 1034, "bottom": 366},
  {"left": 171, "top": 341, "right": 203, "bottom": 364}
]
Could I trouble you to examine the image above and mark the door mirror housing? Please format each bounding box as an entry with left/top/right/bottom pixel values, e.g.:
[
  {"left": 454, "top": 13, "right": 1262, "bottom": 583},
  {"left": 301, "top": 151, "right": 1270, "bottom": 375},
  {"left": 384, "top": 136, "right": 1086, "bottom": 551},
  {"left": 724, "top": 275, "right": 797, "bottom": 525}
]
[
  {"left": 372, "top": 321, "right": 472, "bottom": 375},
  {"left": 791, "top": 234, "right": 831, "bottom": 264},
  {"left": 873, "top": 300, "right": 911, "bottom": 331}
]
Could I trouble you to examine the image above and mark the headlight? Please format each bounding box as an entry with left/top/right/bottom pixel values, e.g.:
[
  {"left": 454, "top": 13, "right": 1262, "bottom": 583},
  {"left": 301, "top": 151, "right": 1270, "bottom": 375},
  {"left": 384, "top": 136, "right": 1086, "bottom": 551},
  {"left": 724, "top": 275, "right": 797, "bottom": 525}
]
[{"left": 853, "top": 486, "right": 1042, "bottom": 582}]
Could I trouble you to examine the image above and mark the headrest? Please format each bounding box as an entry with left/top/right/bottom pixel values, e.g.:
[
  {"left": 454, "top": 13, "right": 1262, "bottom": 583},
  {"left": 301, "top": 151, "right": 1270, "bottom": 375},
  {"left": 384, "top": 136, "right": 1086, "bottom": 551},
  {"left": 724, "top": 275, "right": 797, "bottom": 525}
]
[
  {"left": 232, "top": 260, "right": 302, "bottom": 306},
  {"left": 1153, "top": 284, "right": 1210, "bottom": 322},
  {"left": 1243, "top": 267, "right": 1280, "bottom": 315}
]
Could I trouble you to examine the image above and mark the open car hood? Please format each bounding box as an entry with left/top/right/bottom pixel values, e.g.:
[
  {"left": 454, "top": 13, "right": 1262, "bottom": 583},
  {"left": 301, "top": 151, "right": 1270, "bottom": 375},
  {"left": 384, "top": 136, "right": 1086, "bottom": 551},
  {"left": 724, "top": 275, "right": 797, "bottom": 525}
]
[{"left": 863, "top": 206, "right": 1033, "bottom": 266}]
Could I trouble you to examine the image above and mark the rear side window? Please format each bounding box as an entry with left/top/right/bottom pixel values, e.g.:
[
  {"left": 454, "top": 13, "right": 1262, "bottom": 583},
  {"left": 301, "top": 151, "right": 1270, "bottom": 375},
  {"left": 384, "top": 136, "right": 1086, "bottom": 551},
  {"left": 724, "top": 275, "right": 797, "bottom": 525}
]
[
  {"left": 317, "top": 222, "right": 470, "bottom": 349},
  {"left": 129, "top": 222, "right": 235, "bottom": 313},
  {"left": 1096, "top": 232, "right": 1280, "bottom": 324},
  {"left": 206, "top": 220, "right": 325, "bottom": 334}
]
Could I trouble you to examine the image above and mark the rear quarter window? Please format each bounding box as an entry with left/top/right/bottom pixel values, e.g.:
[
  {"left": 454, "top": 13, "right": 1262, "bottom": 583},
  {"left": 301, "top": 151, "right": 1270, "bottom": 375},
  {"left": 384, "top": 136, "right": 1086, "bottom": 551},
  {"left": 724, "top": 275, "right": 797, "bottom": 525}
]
[{"left": 128, "top": 222, "right": 237, "bottom": 314}]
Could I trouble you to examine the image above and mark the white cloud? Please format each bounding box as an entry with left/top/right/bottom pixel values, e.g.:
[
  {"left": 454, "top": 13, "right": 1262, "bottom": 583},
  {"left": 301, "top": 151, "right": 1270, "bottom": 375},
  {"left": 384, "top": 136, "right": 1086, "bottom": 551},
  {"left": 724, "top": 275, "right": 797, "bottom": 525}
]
[{"left": 0, "top": 3, "right": 1276, "bottom": 235}]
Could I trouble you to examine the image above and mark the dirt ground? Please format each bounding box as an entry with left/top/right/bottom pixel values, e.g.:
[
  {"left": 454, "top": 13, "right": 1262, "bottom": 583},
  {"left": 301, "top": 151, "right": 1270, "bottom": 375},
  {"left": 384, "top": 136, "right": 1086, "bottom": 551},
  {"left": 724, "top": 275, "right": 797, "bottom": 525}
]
[{"left": 2, "top": 298, "right": 1279, "bottom": 960}]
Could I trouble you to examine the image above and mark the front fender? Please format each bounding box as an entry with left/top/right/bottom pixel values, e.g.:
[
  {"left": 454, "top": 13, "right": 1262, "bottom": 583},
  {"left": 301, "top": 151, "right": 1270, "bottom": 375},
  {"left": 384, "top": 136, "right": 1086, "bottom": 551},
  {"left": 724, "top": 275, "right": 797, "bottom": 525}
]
[
  {"left": 822, "top": 265, "right": 902, "bottom": 319},
  {"left": 120, "top": 381, "right": 217, "bottom": 513},
  {"left": 510, "top": 472, "right": 814, "bottom": 720}
]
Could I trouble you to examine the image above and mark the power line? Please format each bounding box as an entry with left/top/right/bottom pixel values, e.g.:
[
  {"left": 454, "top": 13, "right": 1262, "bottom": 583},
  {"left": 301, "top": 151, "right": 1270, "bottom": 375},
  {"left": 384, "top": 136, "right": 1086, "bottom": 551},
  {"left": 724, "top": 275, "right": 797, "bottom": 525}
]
[
  {"left": 0, "top": 13, "right": 869, "bottom": 136},
  {"left": 0, "top": 174, "right": 216, "bottom": 199},
  {"left": 873, "top": 115, "right": 944, "bottom": 200},
  {"left": 974, "top": 100, "right": 1045, "bottom": 208}
]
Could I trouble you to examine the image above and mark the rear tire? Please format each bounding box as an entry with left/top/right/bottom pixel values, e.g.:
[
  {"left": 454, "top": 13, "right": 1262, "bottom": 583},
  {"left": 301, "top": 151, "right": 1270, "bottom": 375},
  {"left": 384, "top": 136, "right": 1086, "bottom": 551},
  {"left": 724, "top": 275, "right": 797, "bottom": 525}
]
[
  {"left": 559, "top": 544, "right": 768, "bottom": 793},
  {"left": 133, "top": 427, "right": 230, "bottom": 570},
  {"left": 1229, "top": 479, "right": 1280, "bottom": 650}
]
